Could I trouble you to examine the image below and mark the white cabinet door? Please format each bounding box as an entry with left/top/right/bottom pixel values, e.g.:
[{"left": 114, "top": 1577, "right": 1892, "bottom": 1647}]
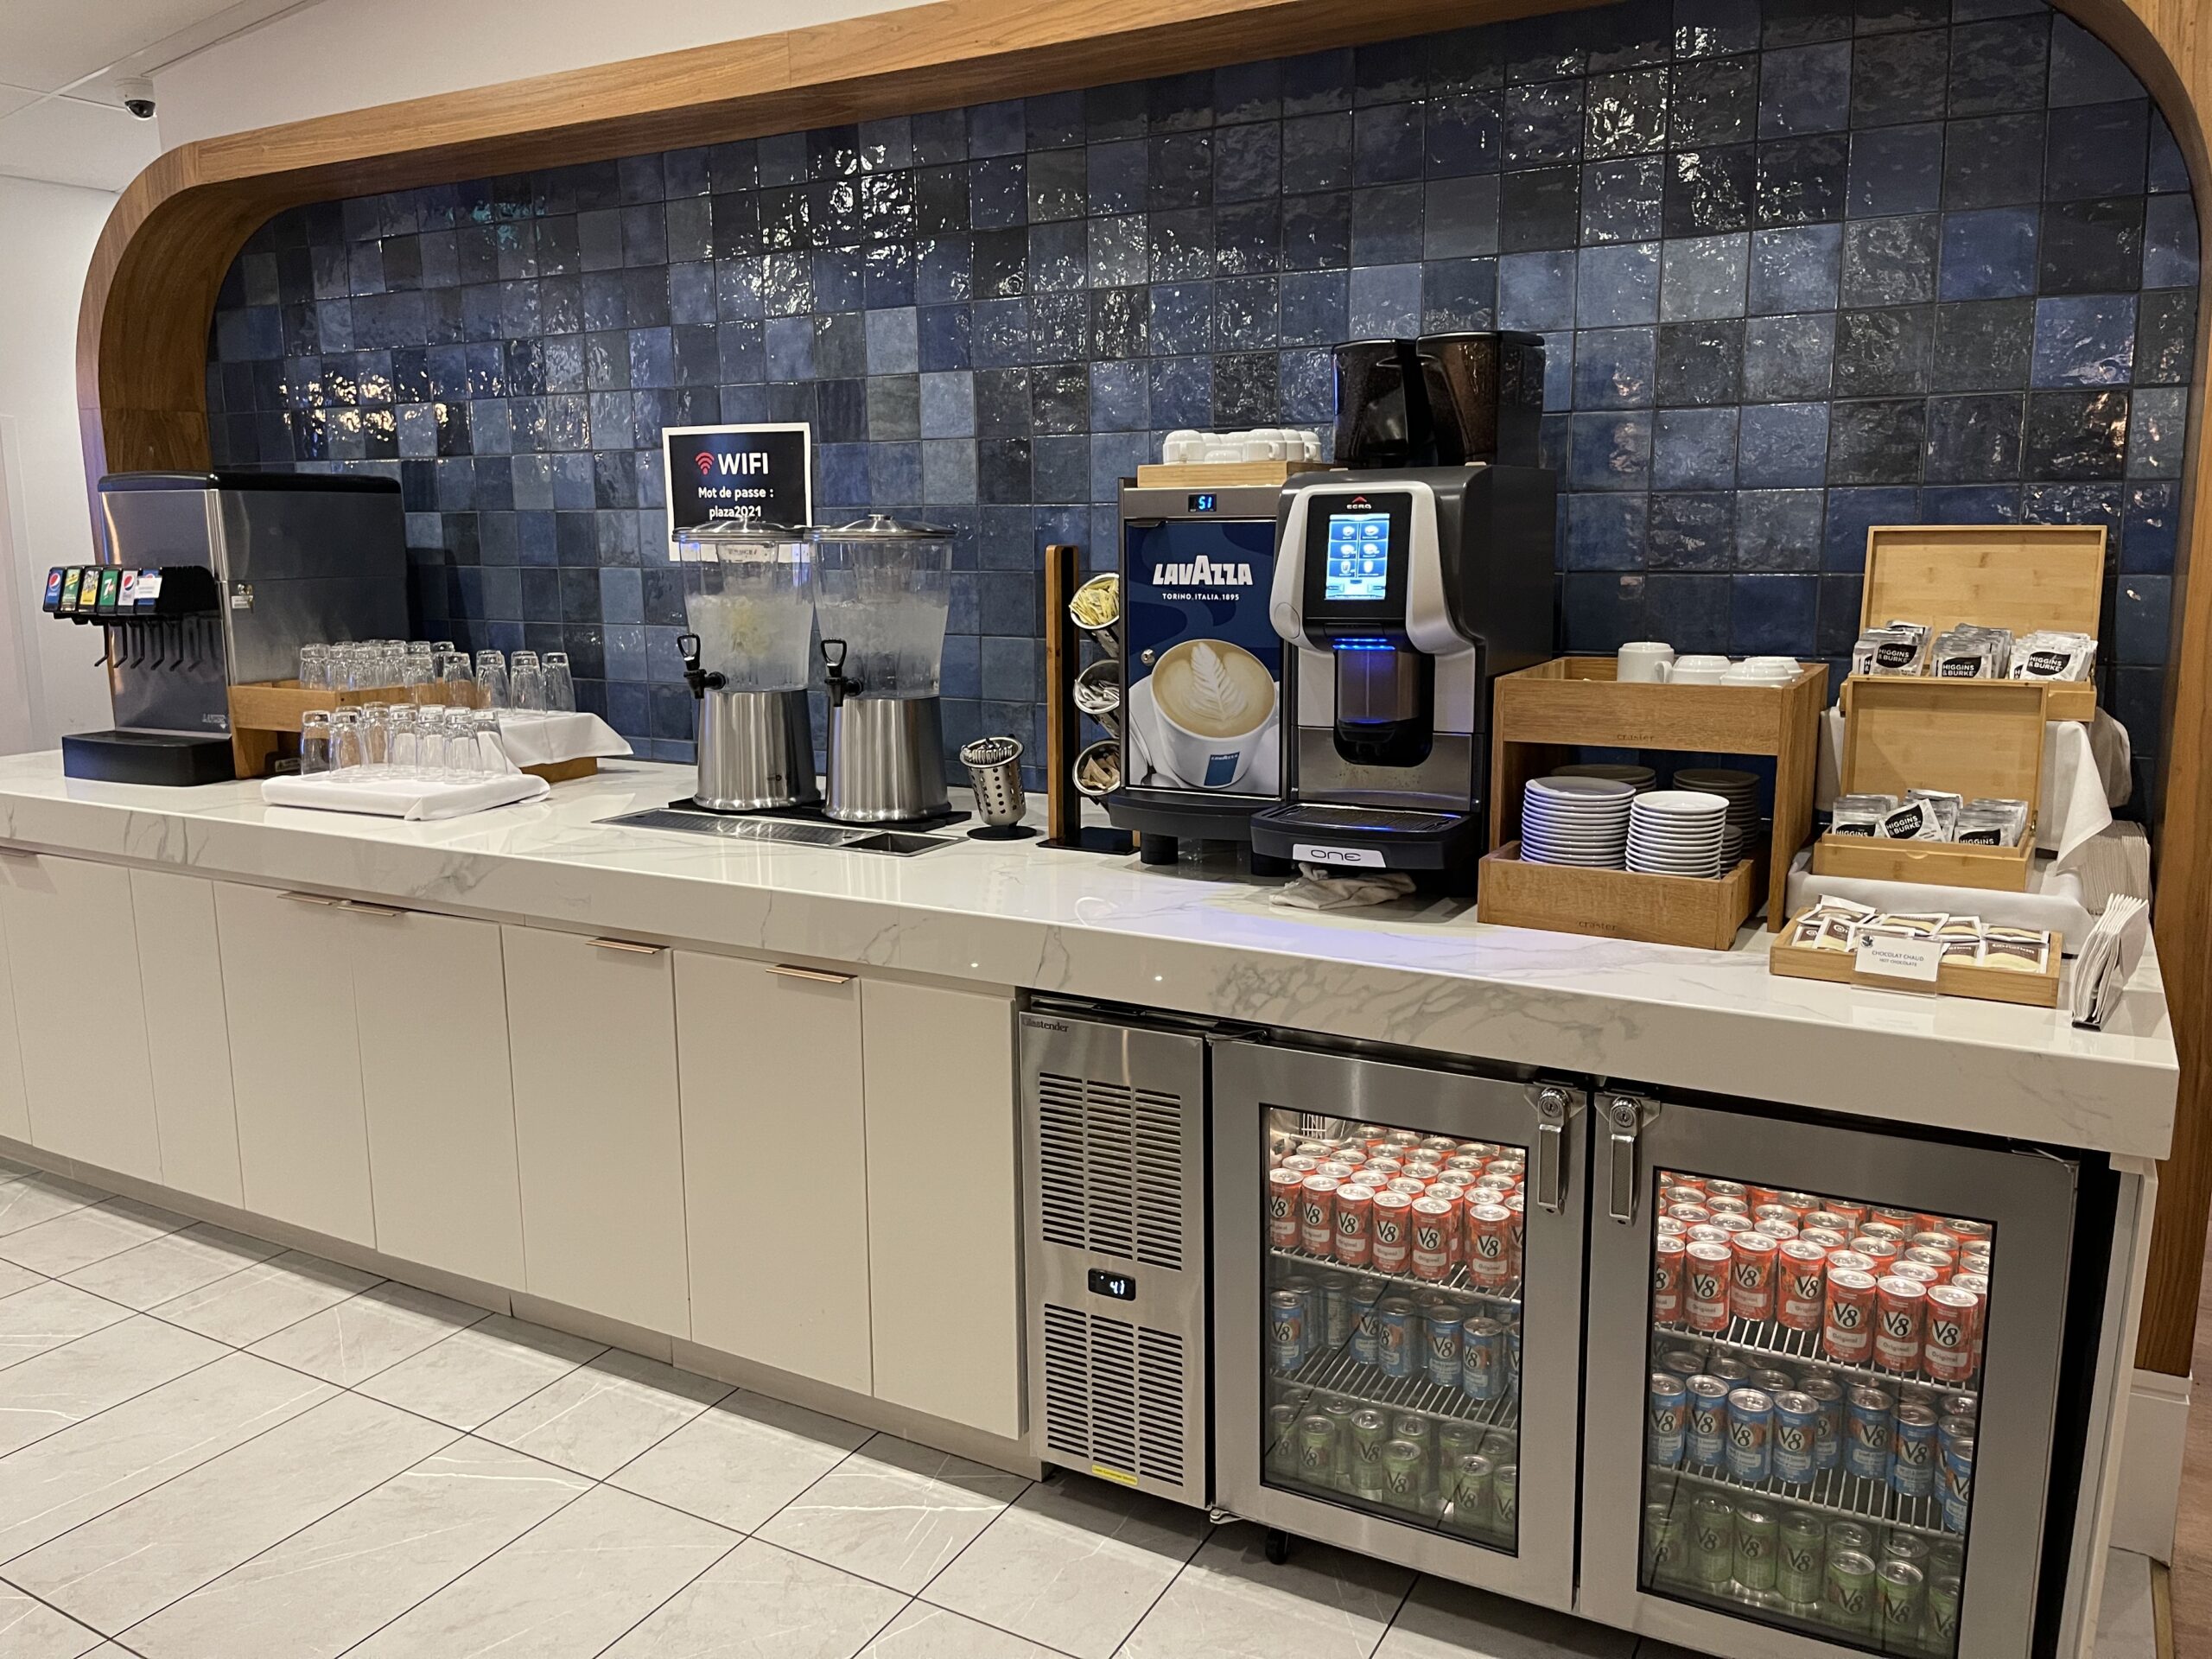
[
  {"left": 0, "top": 857, "right": 29, "bottom": 1143},
  {"left": 130, "top": 870, "right": 242, "bottom": 1205},
  {"left": 0, "top": 852, "right": 162, "bottom": 1179},
  {"left": 505, "top": 926, "right": 688, "bottom": 1336},
  {"left": 353, "top": 905, "right": 524, "bottom": 1288},
  {"left": 215, "top": 884, "right": 375, "bottom": 1245},
  {"left": 678, "top": 953, "right": 870, "bottom": 1394},
  {"left": 861, "top": 979, "right": 1020, "bottom": 1439}
]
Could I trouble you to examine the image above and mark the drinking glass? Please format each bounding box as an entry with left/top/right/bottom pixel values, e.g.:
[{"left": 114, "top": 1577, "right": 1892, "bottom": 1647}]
[
  {"left": 299, "top": 709, "right": 332, "bottom": 774},
  {"left": 543, "top": 652, "right": 575, "bottom": 713},
  {"left": 299, "top": 643, "right": 331, "bottom": 690},
  {"left": 385, "top": 708, "right": 420, "bottom": 775},
  {"left": 359, "top": 702, "right": 393, "bottom": 769},
  {"left": 437, "top": 650, "right": 477, "bottom": 708},
  {"left": 404, "top": 641, "right": 435, "bottom": 696},
  {"left": 474, "top": 649, "right": 510, "bottom": 710},
  {"left": 475, "top": 711, "right": 515, "bottom": 774},
  {"left": 510, "top": 650, "right": 546, "bottom": 712},
  {"left": 443, "top": 709, "right": 481, "bottom": 779},
  {"left": 328, "top": 708, "right": 367, "bottom": 774}
]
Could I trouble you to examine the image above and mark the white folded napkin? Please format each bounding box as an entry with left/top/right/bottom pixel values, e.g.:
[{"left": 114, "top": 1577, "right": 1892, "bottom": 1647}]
[
  {"left": 262, "top": 772, "right": 551, "bottom": 820},
  {"left": 493, "top": 711, "right": 632, "bottom": 768},
  {"left": 1269, "top": 866, "right": 1418, "bottom": 910},
  {"left": 2069, "top": 895, "right": 2152, "bottom": 1029}
]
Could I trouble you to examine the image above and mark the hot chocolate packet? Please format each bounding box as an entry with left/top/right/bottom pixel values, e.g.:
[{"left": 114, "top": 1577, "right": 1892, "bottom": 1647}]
[
  {"left": 1932, "top": 625, "right": 2013, "bottom": 680},
  {"left": 1878, "top": 799, "right": 1944, "bottom": 841},
  {"left": 1789, "top": 914, "right": 1852, "bottom": 952},
  {"left": 1979, "top": 926, "right": 2051, "bottom": 975},
  {"left": 1853, "top": 623, "right": 1929, "bottom": 677},
  {"left": 2009, "top": 630, "right": 2096, "bottom": 683},
  {"left": 1829, "top": 793, "right": 1895, "bottom": 836},
  {"left": 1906, "top": 788, "right": 1962, "bottom": 839},
  {"left": 1957, "top": 797, "right": 2031, "bottom": 847},
  {"left": 1808, "top": 895, "right": 1877, "bottom": 922},
  {"left": 1874, "top": 912, "right": 1948, "bottom": 936},
  {"left": 1936, "top": 917, "right": 1985, "bottom": 961}
]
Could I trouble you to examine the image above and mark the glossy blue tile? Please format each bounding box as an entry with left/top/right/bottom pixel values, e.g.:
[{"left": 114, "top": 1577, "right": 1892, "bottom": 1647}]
[
  {"left": 1736, "top": 400, "right": 1828, "bottom": 485},
  {"left": 1937, "top": 208, "right": 2037, "bottom": 301},
  {"left": 1729, "top": 573, "right": 1817, "bottom": 652},
  {"left": 1576, "top": 242, "right": 1660, "bottom": 327},
  {"left": 2031, "top": 295, "right": 2136, "bottom": 386},
  {"left": 1349, "top": 264, "right": 1423, "bottom": 336},
  {"left": 1648, "top": 493, "right": 1733, "bottom": 572},
  {"left": 1565, "top": 492, "right": 1649, "bottom": 569},
  {"left": 1821, "top": 485, "right": 1919, "bottom": 569},
  {"left": 1652, "top": 406, "right": 1739, "bottom": 489},
  {"left": 1567, "top": 410, "right": 1653, "bottom": 490},
  {"left": 1572, "top": 327, "right": 1657, "bottom": 408}
]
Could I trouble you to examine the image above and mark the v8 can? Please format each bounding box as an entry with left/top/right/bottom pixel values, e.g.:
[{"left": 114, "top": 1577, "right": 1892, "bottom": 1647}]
[
  {"left": 1410, "top": 1198, "right": 1456, "bottom": 1281},
  {"left": 1846, "top": 1384, "right": 1895, "bottom": 1481},
  {"left": 1875, "top": 1275, "right": 1928, "bottom": 1375},
  {"left": 1462, "top": 1317, "right": 1507, "bottom": 1402},
  {"left": 1779, "top": 1238, "right": 1829, "bottom": 1332},
  {"left": 1653, "top": 1234, "right": 1687, "bottom": 1325},
  {"left": 1688, "top": 1374, "right": 1731, "bottom": 1466},
  {"left": 1823, "top": 1268, "right": 1879, "bottom": 1363},
  {"left": 1464, "top": 1203, "right": 1515, "bottom": 1289},
  {"left": 1376, "top": 1297, "right": 1418, "bottom": 1379},
  {"left": 1370, "top": 1191, "right": 1413, "bottom": 1274},
  {"left": 1421, "top": 1301, "right": 1463, "bottom": 1390},
  {"left": 1891, "top": 1402, "right": 1939, "bottom": 1498},
  {"left": 1726, "top": 1387, "right": 1774, "bottom": 1484},
  {"left": 1648, "top": 1371, "right": 1688, "bottom": 1466},
  {"left": 1730, "top": 1231, "right": 1779, "bottom": 1323},
  {"left": 1298, "top": 1176, "right": 1340, "bottom": 1256},
  {"left": 1685, "top": 1242, "right": 1732, "bottom": 1332},
  {"left": 1942, "top": 1433, "right": 1975, "bottom": 1533},
  {"left": 1267, "top": 1168, "right": 1304, "bottom": 1249},
  {"left": 1778, "top": 1510, "right": 1826, "bottom": 1608},
  {"left": 1825, "top": 1549, "right": 1878, "bottom": 1632},
  {"left": 1267, "top": 1289, "right": 1306, "bottom": 1373},
  {"left": 1350, "top": 1295, "right": 1382, "bottom": 1368},
  {"left": 1771, "top": 1390, "right": 1820, "bottom": 1485},
  {"left": 1802, "top": 1374, "right": 1845, "bottom": 1471},
  {"left": 1924, "top": 1284, "right": 1982, "bottom": 1383},
  {"left": 1332, "top": 1185, "right": 1374, "bottom": 1268},
  {"left": 1733, "top": 1501, "right": 1779, "bottom": 1595}
]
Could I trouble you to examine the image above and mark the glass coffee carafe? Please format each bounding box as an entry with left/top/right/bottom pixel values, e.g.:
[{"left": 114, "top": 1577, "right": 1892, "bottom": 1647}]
[
  {"left": 674, "top": 519, "right": 820, "bottom": 810},
  {"left": 809, "top": 516, "right": 956, "bottom": 823}
]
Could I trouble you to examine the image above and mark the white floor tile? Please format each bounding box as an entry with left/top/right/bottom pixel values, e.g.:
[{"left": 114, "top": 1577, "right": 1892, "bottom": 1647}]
[
  {"left": 0, "top": 1283, "right": 132, "bottom": 1371},
  {"left": 599, "top": 1535, "right": 907, "bottom": 1659},
  {"left": 120, "top": 1438, "right": 589, "bottom": 1659},
  {"left": 477, "top": 1346, "right": 729, "bottom": 1478},
  {"left": 0, "top": 1200, "right": 188, "bottom": 1279},
  {"left": 610, "top": 1386, "right": 871, "bottom": 1534},
  {"left": 0, "top": 1177, "right": 106, "bottom": 1240},
  {"left": 0, "top": 1315, "right": 224, "bottom": 1459},
  {"left": 61, "top": 1224, "right": 283, "bottom": 1312},
  {"left": 863, "top": 1602, "right": 1069, "bottom": 1659},
  {"left": 345, "top": 1482, "right": 738, "bottom": 1658},
  {"left": 923, "top": 1473, "right": 1206, "bottom": 1659},
  {"left": 1377, "top": 1574, "right": 1638, "bottom": 1657},
  {"left": 4, "top": 1391, "right": 455, "bottom": 1633},
  {"left": 1118, "top": 1523, "right": 1414, "bottom": 1659},
  {"left": 757, "top": 1433, "right": 1028, "bottom": 1595},
  {"left": 357, "top": 1314, "right": 606, "bottom": 1432},
  {"left": 0, "top": 1580, "right": 107, "bottom": 1657},
  {"left": 151, "top": 1249, "right": 379, "bottom": 1348},
  {"left": 0, "top": 1351, "right": 333, "bottom": 1559},
  {"left": 246, "top": 1280, "right": 488, "bottom": 1386}
]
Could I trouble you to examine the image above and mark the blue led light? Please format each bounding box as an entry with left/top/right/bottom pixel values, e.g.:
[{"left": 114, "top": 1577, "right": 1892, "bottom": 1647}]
[{"left": 1332, "top": 636, "right": 1396, "bottom": 652}]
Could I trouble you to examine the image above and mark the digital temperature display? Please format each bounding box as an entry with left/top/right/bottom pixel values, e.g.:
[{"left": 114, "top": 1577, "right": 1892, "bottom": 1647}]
[
  {"left": 1087, "top": 1268, "right": 1137, "bottom": 1302},
  {"left": 1186, "top": 493, "right": 1217, "bottom": 513}
]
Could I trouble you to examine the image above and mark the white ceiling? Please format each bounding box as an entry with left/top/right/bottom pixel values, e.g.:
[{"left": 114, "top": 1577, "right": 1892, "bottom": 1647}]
[{"left": 0, "top": 0, "right": 305, "bottom": 191}]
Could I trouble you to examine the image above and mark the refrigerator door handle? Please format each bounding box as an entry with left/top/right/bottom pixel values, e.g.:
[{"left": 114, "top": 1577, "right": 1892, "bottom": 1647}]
[
  {"left": 1529, "top": 1082, "right": 1576, "bottom": 1212},
  {"left": 1604, "top": 1093, "right": 1649, "bottom": 1224}
]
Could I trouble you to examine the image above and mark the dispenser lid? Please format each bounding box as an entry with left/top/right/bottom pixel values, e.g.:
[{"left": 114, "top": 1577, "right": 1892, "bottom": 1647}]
[
  {"left": 810, "top": 513, "right": 950, "bottom": 541},
  {"left": 677, "top": 518, "right": 809, "bottom": 540}
]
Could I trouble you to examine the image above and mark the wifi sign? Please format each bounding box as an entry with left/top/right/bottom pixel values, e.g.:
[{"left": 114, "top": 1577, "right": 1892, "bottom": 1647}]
[{"left": 695, "top": 451, "right": 715, "bottom": 477}]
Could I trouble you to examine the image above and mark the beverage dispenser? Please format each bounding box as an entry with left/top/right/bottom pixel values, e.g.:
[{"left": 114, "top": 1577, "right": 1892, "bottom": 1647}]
[{"left": 675, "top": 520, "right": 819, "bottom": 811}]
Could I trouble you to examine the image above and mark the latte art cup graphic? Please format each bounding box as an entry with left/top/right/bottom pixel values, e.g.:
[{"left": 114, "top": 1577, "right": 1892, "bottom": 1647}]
[{"left": 1149, "top": 638, "right": 1277, "bottom": 789}]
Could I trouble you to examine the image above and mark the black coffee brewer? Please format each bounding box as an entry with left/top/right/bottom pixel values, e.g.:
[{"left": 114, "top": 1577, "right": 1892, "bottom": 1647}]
[{"left": 1332, "top": 334, "right": 1546, "bottom": 471}]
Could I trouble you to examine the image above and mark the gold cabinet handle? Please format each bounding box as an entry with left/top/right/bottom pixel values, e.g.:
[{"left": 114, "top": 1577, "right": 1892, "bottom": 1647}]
[
  {"left": 340, "top": 900, "right": 405, "bottom": 918},
  {"left": 282, "top": 890, "right": 340, "bottom": 906},
  {"left": 766, "top": 963, "right": 855, "bottom": 985},
  {"left": 588, "top": 936, "right": 667, "bottom": 955}
]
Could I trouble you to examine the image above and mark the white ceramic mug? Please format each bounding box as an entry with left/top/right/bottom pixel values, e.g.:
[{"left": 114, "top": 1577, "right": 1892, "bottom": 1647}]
[
  {"left": 1662, "top": 654, "right": 1732, "bottom": 685},
  {"left": 1617, "top": 641, "right": 1676, "bottom": 683}
]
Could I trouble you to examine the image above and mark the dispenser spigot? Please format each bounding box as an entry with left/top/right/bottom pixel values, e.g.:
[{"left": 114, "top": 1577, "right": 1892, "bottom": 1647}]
[
  {"left": 677, "top": 632, "right": 723, "bottom": 699},
  {"left": 820, "top": 638, "right": 858, "bottom": 708}
]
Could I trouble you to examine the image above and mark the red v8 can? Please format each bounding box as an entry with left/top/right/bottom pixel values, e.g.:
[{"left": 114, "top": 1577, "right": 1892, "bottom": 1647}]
[
  {"left": 1824, "top": 1268, "right": 1879, "bottom": 1363},
  {"left": 1923, "top": 1284, "right": 1981, "bottom": 1383},
  {"left": 1267, "top": 1168, "right": 1303, "bottom": 1249},
  {"left": 1685, "top": 1242, "right": 1732, "bottom": 1332},
  {"left": 1410, "top": 1198, "right": 1456, "bottom": 1281},
  {"left": 1333, "top": 1185, "right": 1375, "bottom": 1268},
  {"left": 1370, "top": 1191, "right": 1413, "bottom": 1274},
  {"left": 1465, "top": 1203, "right": 1516, "bottom": 1290},
  {"left": 1729, "top": 1231, "right": 1779, "bottom": 1324},
  {"left": 1778, "top": 1238, "right": 1828, "bottom": 1332},
  {"left": 1653, "top": 1234, "right": 1687, "bottom": 1325},
  {"left": 1298, "top": 1176, "right": 1340, "bottom": 1256},
  {"left": 1875, "top": 1276, "right": 1928, "bottom": 1375}
]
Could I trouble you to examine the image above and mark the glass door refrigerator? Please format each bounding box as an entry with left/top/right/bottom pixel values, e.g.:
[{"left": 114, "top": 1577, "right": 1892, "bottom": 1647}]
[
  {"left": 1578, "top": 1090, "right": 2107, "bottom": 1659},
  {"left": 1211, "top": 1037, "right": 1586, "bottom": 1610}
]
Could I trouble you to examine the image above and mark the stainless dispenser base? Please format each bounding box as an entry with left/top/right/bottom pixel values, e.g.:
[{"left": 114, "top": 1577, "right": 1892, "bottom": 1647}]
[
  {"left": 695, "top": 687, "right": 820, "bottom": 811},
  {"left": 824, "top": 696, "right": 950, "bottom": 823}
]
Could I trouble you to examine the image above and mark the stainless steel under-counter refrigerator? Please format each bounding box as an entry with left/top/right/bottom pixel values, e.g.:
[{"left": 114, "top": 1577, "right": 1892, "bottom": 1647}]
[{"left": 1021, "top": 1004, "right": 2116, "bottom": 1659}]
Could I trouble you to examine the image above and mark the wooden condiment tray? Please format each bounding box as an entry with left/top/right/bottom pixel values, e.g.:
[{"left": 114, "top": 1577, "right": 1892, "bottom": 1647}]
[
  {"left": 1478, "top": 842, "right": 1760, "bottom": 951},
  {"left": 1769, "top": 921, "right": 2063, "bottom": 1008},
  {"left": 1133, "top": 461, "right": 1333, "bottom": 486}
]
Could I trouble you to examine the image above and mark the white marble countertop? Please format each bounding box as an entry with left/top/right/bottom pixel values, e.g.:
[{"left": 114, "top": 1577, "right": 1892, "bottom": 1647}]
[{"left": 0, "top": 752, "right": 2175, "bottom": 1159}]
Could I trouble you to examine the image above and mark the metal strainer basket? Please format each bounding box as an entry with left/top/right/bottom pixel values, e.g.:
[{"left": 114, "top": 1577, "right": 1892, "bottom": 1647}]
[{"left": 959, "top": 735, "right": 1033, "bottom": 837}]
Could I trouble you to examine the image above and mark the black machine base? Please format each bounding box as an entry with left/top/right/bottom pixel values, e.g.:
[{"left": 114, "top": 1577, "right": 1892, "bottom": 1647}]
[
  {"left": 62, "top": 729, "right": 234, "bottom": 787},
  {"left": 1249, "top": 800, "right": 1485, "bottom": 893},
  {"left": 969, "top": 823, "right": 1040, "bottom": 842},
  {"left": 664, "top": 796, "right": 969, "bottom": 833}
]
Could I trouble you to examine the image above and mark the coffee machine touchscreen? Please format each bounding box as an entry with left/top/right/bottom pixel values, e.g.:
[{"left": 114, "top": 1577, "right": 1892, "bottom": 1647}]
[{"left": 1323, "top": 512, "right": 1392, "bottom": 601}]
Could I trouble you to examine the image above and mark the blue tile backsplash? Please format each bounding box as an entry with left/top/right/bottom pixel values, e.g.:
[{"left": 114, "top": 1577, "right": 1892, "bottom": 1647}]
[{"left": 202, "top": 0, "right": 2194, "bottom": 806}]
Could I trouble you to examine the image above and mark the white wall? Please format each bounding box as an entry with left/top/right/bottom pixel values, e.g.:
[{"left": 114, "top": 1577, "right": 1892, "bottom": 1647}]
[
  {"left": 154, "top": 0, "right": 911, "bottom": 145},
  {"left": 0, "top": 177, "right": 113, "bottom": 753}
]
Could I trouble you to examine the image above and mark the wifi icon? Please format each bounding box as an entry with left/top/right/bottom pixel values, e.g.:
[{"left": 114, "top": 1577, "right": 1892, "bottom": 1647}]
[{"left": 694, "top": 451, "right": 715, "bottom": 477}]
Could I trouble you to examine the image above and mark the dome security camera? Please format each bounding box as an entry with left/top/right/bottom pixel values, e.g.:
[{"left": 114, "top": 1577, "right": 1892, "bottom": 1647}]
[{"left": 118, "top": 77, "right": 156, "bottom": 120}]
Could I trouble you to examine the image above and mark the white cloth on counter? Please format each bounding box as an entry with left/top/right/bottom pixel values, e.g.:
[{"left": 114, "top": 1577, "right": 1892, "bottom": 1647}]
[
  {"left": 1783, "top": 849, "right": 2093, "bottom": 954},
  {"left": 262, "top": 772, "right": 551, "bottom": 820},
  {"left": 1815, "top": 707, "right": 2124, "bottom": 873},
  {"left": 493, "top": 710, "right": 632, "bottom": 767},
  {"left": 1269, "top": 866, "right": 1418, "bottom": 910},
  {"left": 2069, "top": 821, "right": 2152, "bottom": 910}
]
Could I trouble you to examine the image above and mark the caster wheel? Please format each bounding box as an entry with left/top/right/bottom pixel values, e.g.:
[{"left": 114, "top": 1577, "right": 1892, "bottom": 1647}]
[{"left": 1264, "top": 1529, "right": 1292, "bottom": 1566}]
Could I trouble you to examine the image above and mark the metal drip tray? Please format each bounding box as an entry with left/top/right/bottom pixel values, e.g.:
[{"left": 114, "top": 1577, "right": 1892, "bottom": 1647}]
[{"left": 600, "top": 809, "right": 956, "bottom": 856}]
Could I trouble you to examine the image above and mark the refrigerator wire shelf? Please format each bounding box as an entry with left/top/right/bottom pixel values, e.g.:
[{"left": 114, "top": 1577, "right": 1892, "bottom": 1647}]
[
  {"left": 1275, "top": 1344, "right": 1522, "bottom": 1435},
  {"left": 1269, "top": 1244, "right": 1522, "bottom": 1313},
  {"left": 1660, "top": 1315, "right": 1982, "bottom": 1401},
  {"left": 1661, "top": 1458, "right": 1953, "bottom": 1540}
]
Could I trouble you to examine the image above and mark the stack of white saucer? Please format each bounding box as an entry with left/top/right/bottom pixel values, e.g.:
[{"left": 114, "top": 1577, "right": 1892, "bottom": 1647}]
[
  {"left": 1627, "top": 790, "right": 1731, "bottom": 878},
  {"left": 1674, "top": 767, "right": 1761, "bottom": 864},
  {"left": 1520, "top": 775, "right": 1634, "bottom": 867},
  {"left": 1551, "top": 761, "right": 1656, "bottom": 793}
]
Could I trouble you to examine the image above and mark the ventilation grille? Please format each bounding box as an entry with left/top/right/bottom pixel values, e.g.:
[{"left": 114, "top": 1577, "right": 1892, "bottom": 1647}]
[
  {"left": 1040, "top": 1303, "right": 1188, "bottom": 1489},
  {"left": 1035, "top": 1071, "right": 1186, "bottom": 1269}
]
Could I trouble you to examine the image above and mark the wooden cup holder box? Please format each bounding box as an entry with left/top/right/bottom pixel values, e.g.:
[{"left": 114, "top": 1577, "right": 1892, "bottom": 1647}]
[
  {"left": 226, "top": 681, "right": 596, "bottom": 785},
  {"left": 1843, "top": 524, "right": 2107, "bottom": 722},
  {"left": 1478, "top": 842, "right": 1762, "bottom": 951},
  {"left": 1811, "top": 677, "right": 2045, "bottom": 893}
]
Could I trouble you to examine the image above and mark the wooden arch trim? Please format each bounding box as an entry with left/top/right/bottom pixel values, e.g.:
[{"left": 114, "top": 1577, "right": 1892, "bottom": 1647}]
[{"left": 73, "top": 0, "right": 2212, "bottom": 1373}]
